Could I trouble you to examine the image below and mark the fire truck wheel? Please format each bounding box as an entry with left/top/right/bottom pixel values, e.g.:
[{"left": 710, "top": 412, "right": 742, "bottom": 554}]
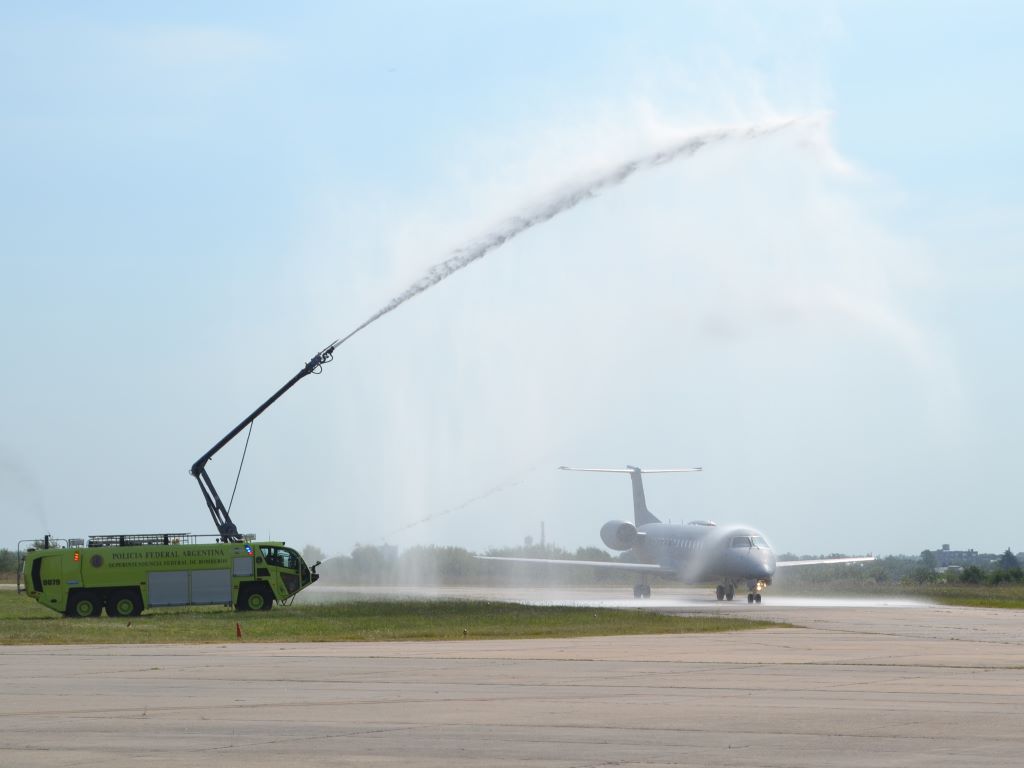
[
  {"left": 238, "top": 585, "right": 273, "bottom": 611},
  {"left": 106, "top": 589, "right": 143, "bottom": 618},
  {"left": 67, "top": 592, "right": 103, "bottom": 618}
]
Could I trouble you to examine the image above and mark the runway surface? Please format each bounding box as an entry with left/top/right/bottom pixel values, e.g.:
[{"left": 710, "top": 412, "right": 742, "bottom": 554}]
[{"left": 2, "top": 586, "right": 1023, "bottom": 767}]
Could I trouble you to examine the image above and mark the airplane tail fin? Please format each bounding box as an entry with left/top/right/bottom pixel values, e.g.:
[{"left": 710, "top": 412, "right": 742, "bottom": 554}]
[{"left": 558, "top": 465, "right": 702, "bottom": 527}]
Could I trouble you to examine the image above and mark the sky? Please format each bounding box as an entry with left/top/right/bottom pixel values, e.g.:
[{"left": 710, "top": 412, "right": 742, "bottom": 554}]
[{"left": 2, "top": 2, "right": 1022, "bottom": 559}]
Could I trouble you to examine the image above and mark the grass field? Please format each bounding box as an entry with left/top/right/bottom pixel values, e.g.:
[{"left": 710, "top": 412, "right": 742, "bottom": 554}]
[{"left": 0, "top": 590, "right": 779, "bottom": 645}]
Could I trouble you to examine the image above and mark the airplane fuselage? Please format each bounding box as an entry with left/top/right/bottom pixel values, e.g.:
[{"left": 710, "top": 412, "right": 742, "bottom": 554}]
[
  {"left": 478, "top": 465, "right": 873, "bottom": 602},
  {"left": 631, "top": 522, "right": 777, "bottom": 589}
]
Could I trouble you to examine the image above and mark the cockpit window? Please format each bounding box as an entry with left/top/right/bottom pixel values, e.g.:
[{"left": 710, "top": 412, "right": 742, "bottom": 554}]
[
  {"left": 730, "top": 536, "right": 752, "bottom": 548},
  {"left": 750, "top": 536, "right": 768, "bottom": 549}
]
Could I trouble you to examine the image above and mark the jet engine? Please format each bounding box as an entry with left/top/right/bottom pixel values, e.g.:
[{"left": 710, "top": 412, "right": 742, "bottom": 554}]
[{"left": 600, "top": 520, "right": 638, "bottom": 550}]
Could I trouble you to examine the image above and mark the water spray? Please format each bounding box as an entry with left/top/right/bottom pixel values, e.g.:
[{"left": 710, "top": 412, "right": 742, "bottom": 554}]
[
  {"left": 192, "top": 118, "right": 801, "bottom": 536},
  {"left": 385, "top": 462, "right": 545, "bottom": 537},
  {"left": 332, "top": 118, "right": 800, "bottom": 349}
]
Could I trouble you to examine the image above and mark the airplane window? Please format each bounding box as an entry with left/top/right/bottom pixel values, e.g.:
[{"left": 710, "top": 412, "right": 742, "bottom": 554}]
[
  {"left": 750, "top": 536, "right": 768, "bottom": 549},
  {"left": 730, "top": 537, "right": 752, "bottom": 548}
]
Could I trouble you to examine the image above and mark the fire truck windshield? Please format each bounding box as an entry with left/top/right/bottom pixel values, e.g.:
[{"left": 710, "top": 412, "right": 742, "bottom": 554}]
[{"left": 260, "top": 547, "right": 298, "bottom": 569}]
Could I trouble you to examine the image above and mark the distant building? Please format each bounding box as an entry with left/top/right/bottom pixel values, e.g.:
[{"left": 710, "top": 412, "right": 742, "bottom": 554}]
[{"left": 932, "top": 544, "right": 996, "bottom": 570}]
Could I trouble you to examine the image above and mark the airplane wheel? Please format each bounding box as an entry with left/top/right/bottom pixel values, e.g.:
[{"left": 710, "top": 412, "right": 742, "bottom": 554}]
[
  {"left": 747, "top": 593, "right": 754, "bottom": 604},
  {"left": 755, "top": 593, "right": 762, "bottom": 603},
  {"left": 725, "top": 585, "right": 735, "bottom": 601},
  {"left": 633, "top": 585, "right": 642, "bottom": 598},
  {"left": 715, "top": 585, "right": 725, "bottom": 601},
  {"left": 642, "top": 585, "right": 651, "bottom": 599}
]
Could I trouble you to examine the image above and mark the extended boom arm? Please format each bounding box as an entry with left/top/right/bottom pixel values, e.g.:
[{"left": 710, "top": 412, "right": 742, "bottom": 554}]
[{"left": 190, "top": 340, "right": 339, "bottom": 541}]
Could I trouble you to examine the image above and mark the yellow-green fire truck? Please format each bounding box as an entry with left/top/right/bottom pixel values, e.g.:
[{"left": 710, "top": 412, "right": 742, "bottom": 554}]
[
  {"left": 19, "top": 341, "right": 339, "bottom": 617},
  {"left": 20, "top": 533, "right": 317, "bottom": 617}
]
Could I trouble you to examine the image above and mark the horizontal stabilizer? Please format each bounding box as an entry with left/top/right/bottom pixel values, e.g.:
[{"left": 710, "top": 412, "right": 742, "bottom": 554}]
[
  {"left": 775, "top": 556, "right": 876, "bottom": 568},
  {"left": 559, "top": 465, "right": 701, "bottom": 527},
  {"left": 558, "top": 466, "right": 702, "bottom": 474},
  {"left": 476, "top": 555, "right": 673, "bottom": 575}
]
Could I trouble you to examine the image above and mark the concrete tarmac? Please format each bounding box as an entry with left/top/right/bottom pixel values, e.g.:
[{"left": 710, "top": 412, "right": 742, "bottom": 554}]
[{"left": 2, "top": 588, "right": 1023, "bottom": 767}]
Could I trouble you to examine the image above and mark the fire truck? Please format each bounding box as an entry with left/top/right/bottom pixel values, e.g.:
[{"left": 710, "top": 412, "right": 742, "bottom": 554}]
[
  {"left": 18, "top": 342, "right": 338, "bottom": 617},
  {"left": 20, "top": 534, "right": 317, "bottom": 616}
]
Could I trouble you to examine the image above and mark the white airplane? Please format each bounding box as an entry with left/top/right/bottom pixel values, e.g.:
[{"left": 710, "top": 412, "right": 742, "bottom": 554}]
[{"left": 478, "top": 466, "right": 874, "bottom": 603}]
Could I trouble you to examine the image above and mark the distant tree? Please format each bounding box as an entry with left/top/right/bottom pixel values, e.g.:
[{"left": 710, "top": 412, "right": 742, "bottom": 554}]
[
  {"left": 988, "top": 567, "right": 1023, "bottom": 585},
  {"left": 302, "top": 545, "right": 326, "bottom": 564},
  {"left": 399, "top": 546, "right": 479, "bottom": 584},
  {"left": 909, "top": 566, "right": 939, "bottom": 584},
  {"left": 485, "top": 543, "right": 573, "bottom": 559},
  {"left": 317, "top": 553, "right": 352, "bottom": 583},
  {"left": 998, "top": 548, "right": 1020, "bottom": 570},
  {"left": 574, "top": 547, "right": 612, "bottom": 562},
  {"left": 960, "top": 565, "right": 985, "bottom": 584},
  {"left": 988, "top": 548, "right": 1024, "bottom": 584},
  {"left": 919, "top": 549, "right": 937, "bottom": 569},
  {"left": 0, "top": 548, "right": 18, "bottom": 573},
  {"left": 350, "top": 545, "right": 397, "bottom": 584}
]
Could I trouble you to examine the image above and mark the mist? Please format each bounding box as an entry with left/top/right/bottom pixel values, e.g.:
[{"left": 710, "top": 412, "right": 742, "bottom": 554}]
[{"left": 287, "top": 112, "right": 953, "bottom": 563}]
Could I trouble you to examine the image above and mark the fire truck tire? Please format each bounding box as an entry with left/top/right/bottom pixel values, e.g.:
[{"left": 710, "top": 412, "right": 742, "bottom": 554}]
[
  {"left": 67, "top": 591, "right": 103, "bottom": 618},
  {"left": 237, "top": 585, "right": 273, "bottom": 612},
  {"left": 106, "top": 589, "right": 143, "bottom": 618}
]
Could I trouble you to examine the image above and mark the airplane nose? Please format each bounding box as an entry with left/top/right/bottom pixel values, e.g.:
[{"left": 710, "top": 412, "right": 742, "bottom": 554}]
[{"left": 752, "top": 552, "right": 775, "bottom": 579}]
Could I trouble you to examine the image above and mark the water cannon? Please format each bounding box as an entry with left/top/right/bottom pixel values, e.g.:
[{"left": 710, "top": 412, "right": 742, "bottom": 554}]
[{"left": 191, "top": 339, "right": 339, "bottom": 542}]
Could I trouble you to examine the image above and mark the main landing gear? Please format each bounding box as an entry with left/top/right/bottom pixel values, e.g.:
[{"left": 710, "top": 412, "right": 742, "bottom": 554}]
[
  {"left": 633, "top": 577, "right": 651, "bottom": 599},
  {"left": 715, "top": 583, "right": 736, "bottom": 601}
]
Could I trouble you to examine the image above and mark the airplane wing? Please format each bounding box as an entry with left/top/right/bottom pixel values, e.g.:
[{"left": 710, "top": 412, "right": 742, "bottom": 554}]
[
  {"left": 476, "top": 556, "right": 674, "bottom": 575},
  {"left": 775, "top": 556, "right": 875, "bottom": 567}
]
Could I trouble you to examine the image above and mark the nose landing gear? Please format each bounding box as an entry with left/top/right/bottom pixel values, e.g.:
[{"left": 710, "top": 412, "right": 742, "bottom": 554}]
[{"left": 746, "top": 579, "right": 769, "bottom": 603}]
